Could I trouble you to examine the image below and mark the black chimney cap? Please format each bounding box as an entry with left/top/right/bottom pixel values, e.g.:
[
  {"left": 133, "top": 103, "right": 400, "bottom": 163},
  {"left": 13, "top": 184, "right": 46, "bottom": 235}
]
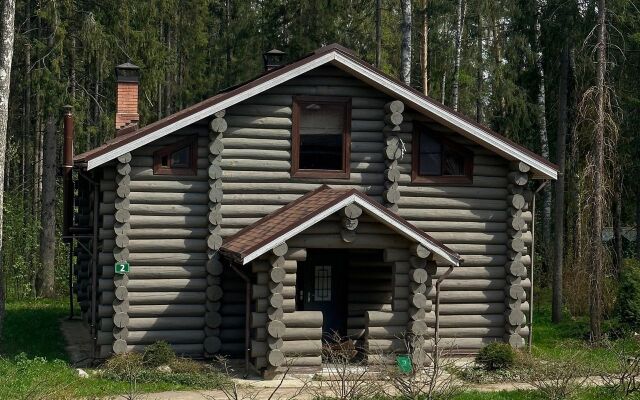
[
  {"left": 263, "top": 49, "right": 285, "bottom": 71},
  {"left": 116, "top": 62, "right": 140, "bottom": 83}
]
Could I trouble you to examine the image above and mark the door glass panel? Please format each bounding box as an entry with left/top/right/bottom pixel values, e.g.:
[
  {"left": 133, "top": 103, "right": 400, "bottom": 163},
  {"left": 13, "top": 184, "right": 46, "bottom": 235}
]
[{"left": 314, "top": 265, "right": 332, "bottom": 301}]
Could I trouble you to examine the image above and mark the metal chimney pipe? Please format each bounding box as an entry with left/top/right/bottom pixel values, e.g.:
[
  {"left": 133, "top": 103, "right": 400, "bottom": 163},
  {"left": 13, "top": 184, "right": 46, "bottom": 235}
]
[{"left": 62, "top": 105, "right": 74, "bottom": 239}]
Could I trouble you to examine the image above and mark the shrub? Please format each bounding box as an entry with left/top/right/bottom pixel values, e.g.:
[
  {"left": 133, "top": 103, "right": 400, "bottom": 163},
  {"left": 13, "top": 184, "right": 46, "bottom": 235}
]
[
  {"left": 475, "top": 342, "right": 515, "bottom": 371},
  {"left": 142, "top": 341, "right": 175, "bottom": 367},
  {"left": 615, "top": 259, "right": 640, "bottom": 331}
]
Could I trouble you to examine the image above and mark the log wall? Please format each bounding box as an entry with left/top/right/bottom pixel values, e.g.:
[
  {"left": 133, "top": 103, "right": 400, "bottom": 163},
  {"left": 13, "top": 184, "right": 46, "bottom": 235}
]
[
  {"left": 81, "top": 63, "right": 537, "bottom": 359},
  {"left": 97, "top": 125, "right": 210, "bottom": 357}
]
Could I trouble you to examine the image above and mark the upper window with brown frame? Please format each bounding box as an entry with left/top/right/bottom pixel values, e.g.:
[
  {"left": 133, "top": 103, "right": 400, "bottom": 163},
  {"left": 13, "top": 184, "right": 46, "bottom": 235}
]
[
  {"left": 153, "top": 135, "right": 197, "bottom": 176},
  {"left": 291, "top": 96, "right": 351, "bottom": 179},
  {"left": 412, "top": 128, "right": 474, "bottom": 184}
]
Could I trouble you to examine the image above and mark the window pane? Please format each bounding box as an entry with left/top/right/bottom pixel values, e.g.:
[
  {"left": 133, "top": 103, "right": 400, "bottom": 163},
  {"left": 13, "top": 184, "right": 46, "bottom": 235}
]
[
  {"left": 314, "top": 265, "right": 332, "bottom": 302},
  {"left": 299, "top": 102, "right": 344, "bottom": 170},
  {"left": 171, "top": 146, "right": 190, "bottom": 168},
  {"left": 420, "top": 133, "right": 441, "bottom": 154},
  {"left": 419, "top": 152, "right": 442, "bottom": 176},
  {"left": 443, "top": 147, "right": 466, "bottom": 175}
]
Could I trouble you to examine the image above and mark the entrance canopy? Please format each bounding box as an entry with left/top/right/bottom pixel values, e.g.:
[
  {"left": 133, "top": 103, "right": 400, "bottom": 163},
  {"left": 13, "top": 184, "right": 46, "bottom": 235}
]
[{"left": 220, "top": 185, "right": 461, "bottom": 266}]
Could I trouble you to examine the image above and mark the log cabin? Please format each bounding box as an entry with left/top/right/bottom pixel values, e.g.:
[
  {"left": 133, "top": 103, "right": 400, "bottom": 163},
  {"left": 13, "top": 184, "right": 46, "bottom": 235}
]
[{"left": 65, "top": 44, "right": 558, "bottom": 376}]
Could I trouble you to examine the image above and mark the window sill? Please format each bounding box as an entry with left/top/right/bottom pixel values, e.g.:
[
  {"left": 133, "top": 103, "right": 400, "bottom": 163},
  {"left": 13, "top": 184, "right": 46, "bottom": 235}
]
[
  {"left": 411, "top": 175, "right": 474, "bottom": 185},
  {"left": 292, "top": 169, "right": 350, "bottom": 179},
  {"left": 153, "top": 167, "right": 197, "bottom": 176}
]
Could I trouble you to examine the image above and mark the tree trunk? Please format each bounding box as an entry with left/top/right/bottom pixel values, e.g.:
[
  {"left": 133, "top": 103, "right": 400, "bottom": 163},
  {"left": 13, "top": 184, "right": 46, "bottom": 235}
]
[
  {"left": 451, "top": 0, "right": 465, "bottom": 111},
  {"left": 441, "top": 72, "right": 446, "bottom": 104},
  {"left": 420, "top": 0, "right": 428, "bottom": 95},
  {"left": 475, "top": 12, "right": 482, "bottom": 122},
  {"left": 375, "top": 0, "right": 382, "bottom": 68},
  {"left": 400, "top": 0, "right": 412, "bottom": 85},
  {"left": 552, "top": 43, "right": 569, "bottom": 324},
  {"left": 636, "top": 183, "right": 640, "bottom": 260},
  {"left": 590, "top": 0, "right": 607, "bottom": 342},
  {"left": 535, "top": 4, "right": 552, "bottom": 270},
  {"left": 613, "top": 179, "right": 622, "bottom": 276},
  {"left": 0, "top": 0, "right": 17, "bottom": 336},
  {"left": 37, "top": 115, "right": 57, "bottom": 298}
]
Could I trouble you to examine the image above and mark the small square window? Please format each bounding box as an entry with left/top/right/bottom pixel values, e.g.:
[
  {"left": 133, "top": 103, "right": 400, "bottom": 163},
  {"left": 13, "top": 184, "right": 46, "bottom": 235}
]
[
  {"left": 153, "top": 136, "right": 197, "bottom": 175},
  {"left": 412, "top": 128, "right": 473, "bottom": 184},
  {"left": 292, "top": 96, "right": 351, "bottom": 178}
]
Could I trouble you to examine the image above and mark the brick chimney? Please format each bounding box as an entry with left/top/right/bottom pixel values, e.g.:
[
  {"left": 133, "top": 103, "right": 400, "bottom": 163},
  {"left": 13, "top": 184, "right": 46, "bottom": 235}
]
[{"left": 115, "top": 62, "right": 140, "bottom": 135}]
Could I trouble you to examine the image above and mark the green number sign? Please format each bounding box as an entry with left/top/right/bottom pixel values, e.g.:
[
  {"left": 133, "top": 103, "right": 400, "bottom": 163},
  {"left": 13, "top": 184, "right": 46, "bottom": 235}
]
[
  {"left": 114, "top": 261, "right": 130, "bottom": 275},
  {"left": 396, "top": 354, "right": 413, "bottom": 374}
]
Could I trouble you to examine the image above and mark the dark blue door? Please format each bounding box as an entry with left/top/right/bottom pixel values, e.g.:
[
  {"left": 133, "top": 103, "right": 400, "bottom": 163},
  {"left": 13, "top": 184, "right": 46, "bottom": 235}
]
[{"left": 298, "top": 250, "right": 347, "bottom": 339}]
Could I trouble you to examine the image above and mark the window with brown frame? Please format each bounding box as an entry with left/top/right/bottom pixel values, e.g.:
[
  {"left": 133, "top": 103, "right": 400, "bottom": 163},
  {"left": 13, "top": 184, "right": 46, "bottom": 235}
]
[
  {"left": 411, "top": 128, "right": 474, "bottom": 184},
  {"left": 153, "top": 136, "right": 197, "bottom": 175},
  {"left": 291, "top": 96, "right": 351, "bottom": 178}
]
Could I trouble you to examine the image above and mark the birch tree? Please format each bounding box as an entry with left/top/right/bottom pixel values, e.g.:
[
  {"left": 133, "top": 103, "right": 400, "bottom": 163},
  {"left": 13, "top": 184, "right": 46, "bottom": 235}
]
[
  {"left": 376, "top": 0, "right": 382, "bottom": 67},
  {"left": 0, "top": 0, "right": 16, "bottom": 333},
  {"left": 420, "top": 0, "right": 428, "bottom": 95},
  {"left": 400, "top": 0, "right": 411, "bottom": 85},
  {"left": 451, "top": 0, "right": 465, "bottom": 111},
  {"left": 535, "top": 1, "right": 552, "bottom": 265}
]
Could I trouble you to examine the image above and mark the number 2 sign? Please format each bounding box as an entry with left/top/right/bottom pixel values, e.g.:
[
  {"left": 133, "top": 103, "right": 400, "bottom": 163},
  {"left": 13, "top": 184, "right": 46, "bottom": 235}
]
[{"left": 114, "top": 261, "right": 130, "bottom": 275}]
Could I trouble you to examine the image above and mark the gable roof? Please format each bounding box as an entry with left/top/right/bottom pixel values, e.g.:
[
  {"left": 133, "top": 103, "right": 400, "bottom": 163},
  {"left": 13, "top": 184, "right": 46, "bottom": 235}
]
[
  {"left": 75, "top": 44, "right": 557, "bottom": 179},
  {"left": 219, "top": 185, "right": 461, "bottom": 266}
]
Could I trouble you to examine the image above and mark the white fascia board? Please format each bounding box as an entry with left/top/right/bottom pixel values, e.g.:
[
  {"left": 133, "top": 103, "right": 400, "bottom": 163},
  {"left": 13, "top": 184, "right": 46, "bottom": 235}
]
[
  {"left": 333, "top": 54, "right": 557, "bottom": 180},
  {"left": 241, "top": 194, "right": 460, "bottom": 267},
  {"left": 87, "top": 52, "right": 338, "bottom": 170}
]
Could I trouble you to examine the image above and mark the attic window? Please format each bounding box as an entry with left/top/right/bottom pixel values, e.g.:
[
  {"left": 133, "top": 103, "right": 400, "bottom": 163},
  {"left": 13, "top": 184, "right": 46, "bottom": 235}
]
[
  {"left": 292, "top": 96, "right": 351, "bottom": 179},
  {"left": 412, "top": 128, "right": 473, "bottom": 184},
  {"left": 153, "top": 136, "right": 197, "bottom": 175}
]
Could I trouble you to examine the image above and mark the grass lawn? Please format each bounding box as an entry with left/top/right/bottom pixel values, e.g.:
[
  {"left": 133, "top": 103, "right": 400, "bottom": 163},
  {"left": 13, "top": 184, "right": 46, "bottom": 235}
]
[
  {"left": 0, "top": 295, "right": 637, "bottom": 399},
  {"left": 531, "top": 290, "right": 638, "bottom": 372},
  {"left": 0, "top": 300, "right": 227, "bottom": 399}
]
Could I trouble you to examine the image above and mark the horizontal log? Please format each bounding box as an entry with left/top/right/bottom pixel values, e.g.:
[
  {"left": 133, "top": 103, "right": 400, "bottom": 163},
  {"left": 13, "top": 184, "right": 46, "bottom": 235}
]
[
  {"left": 281, "top": 340, "right": 323, "bottom": 356},
  {"left": 101, "top": 266, "right": 207, "bottom": 279},
  {"left": 282, "top": 312, "right": 323, "bottom": 328},
  {"left": 398, "top": 185, "right": 508, "bottom": 200},
  {"left": 99, "top": 279, "right": 207, "bottom": 292},
  {"left": 98, "top": 304, "right": 206, "bottom": 318},
  {"left": 101, "top": 291, "right": 206, "bottom": 305},
  {"left": 101, "top": 317, "right": 205, "bottom": 331},
  {"left": 438, "top": 302, "right": 529, "bottom": 315},
  {"left": 98, "top": 252, "right": 208, "bottom": 266},
  {"left": 397, "top": 197, "right": 506, "bottom": 210},
  {"left": 287, "top": 234, "right": 410, "bottom": 249},
  {"left": 125, "top": 330, "right": 205, "bottom": 345},
  {"left": 283, "top": 328, "right": 323, "bottom": 340}
]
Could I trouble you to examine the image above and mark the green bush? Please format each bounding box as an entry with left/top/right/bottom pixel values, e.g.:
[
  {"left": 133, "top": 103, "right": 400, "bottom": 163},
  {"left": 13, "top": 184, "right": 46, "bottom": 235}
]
[
  {"left": 615, "top": 259, "right": 640, "bottom": 331},
  {"left": 475, "top": 342, "right": 515, "bottom": 371},
  {"left": 142, "top": 341, "right": 175, "bottom": 367}
]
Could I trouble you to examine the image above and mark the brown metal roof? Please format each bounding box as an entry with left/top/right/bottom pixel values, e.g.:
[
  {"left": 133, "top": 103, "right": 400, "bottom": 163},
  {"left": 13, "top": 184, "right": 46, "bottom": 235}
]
[
  {"left": 219, "top": 185, "right": 461, "bottom": 265},
  {"left": 74, "top": 43, "right": 558, "bottom": 178}
]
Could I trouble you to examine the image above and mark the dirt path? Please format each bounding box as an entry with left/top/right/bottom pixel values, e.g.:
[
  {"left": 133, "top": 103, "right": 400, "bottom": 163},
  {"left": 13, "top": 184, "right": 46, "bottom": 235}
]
[{"left": 105, "top": 376, "right": 605, "bottom": 399}]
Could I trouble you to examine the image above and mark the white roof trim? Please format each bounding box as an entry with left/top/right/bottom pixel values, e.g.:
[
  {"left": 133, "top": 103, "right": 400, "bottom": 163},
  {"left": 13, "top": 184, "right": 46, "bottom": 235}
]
[
  {"left": 86, "top": 49, "right": 556, "bottom": 179},
  {"left": 241, "top": 194, "right": 460, "bottom": 266},
  {"left": 332, "top": 54, "right": 557, "bottom": 180},
  {"left": 87, "top": 52, "right": 337, "bottom": 170}
]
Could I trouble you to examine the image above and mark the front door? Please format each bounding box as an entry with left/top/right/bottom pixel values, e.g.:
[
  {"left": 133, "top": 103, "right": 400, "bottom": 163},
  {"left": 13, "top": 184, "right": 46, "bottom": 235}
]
[{"left": 297, "top": 250, "right": 347, "bottom": 339}]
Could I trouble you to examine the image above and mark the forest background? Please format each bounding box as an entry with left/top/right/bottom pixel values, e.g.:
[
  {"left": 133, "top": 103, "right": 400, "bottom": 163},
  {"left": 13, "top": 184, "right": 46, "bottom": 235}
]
[{"left": 0, "top": 0, "right": 639, "bottom": 339}]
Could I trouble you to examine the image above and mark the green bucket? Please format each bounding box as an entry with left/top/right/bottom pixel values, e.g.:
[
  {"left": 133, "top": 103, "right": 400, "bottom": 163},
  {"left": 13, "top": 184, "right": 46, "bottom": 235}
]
[{"left": 396, "top": 354, "right": 413, "bottom": 374}]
